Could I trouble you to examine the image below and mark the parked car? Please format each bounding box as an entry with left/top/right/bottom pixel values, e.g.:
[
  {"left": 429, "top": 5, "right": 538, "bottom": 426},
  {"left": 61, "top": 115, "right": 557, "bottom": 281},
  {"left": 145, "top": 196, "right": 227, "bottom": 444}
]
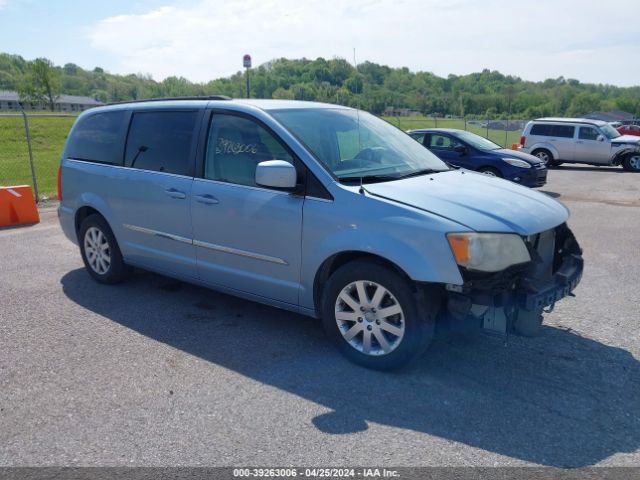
[
  {"left": 617, "top": 124, "right": 640, "bottom": 137},
  {"left": 407, "top": 128, "right": 547, "bottom": 187},
  {"left": 58, "top": 98, "right": 583, "bottom": 370},
  {"left": 519, "top": 117, "right": 640, "bottom": 171}
]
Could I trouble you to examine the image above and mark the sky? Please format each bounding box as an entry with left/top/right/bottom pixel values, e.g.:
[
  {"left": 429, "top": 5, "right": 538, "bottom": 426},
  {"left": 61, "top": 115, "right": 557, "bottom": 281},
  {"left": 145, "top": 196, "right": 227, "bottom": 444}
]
[{"left": 1, "top": 0, "right": 639, "bottom": 86}]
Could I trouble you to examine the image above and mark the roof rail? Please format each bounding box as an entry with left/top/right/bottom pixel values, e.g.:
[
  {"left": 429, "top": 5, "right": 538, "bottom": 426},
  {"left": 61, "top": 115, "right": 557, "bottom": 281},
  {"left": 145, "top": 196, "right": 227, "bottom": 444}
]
[{"left": 107, "top": 95, "right": 232, "bottom": 106}]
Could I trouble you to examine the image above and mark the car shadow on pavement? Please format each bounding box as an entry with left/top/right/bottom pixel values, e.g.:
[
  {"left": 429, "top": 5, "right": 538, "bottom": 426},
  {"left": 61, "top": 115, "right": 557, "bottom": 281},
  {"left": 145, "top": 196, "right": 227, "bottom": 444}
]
[
  {"left": 61, "top": 268, "right": 640, "bottom": 468},
  {"left": 552, "top": 166, "right": 626, "bottom": 173}
]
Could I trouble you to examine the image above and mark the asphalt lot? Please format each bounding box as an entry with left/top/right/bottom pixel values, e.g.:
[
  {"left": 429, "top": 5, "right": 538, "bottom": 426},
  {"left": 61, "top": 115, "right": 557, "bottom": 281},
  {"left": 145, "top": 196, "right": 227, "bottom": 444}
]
[{"left": 1, "top": 165, "right": 639, "bottom": 467}]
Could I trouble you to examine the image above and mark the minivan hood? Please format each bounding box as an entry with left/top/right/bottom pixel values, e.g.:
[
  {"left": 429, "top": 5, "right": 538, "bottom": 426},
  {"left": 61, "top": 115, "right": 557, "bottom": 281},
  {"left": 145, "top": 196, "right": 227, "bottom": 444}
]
[
  {"left": 494, "top": 148, "right": 542, "bottom": 165},
  {"left": 612, "top": 135, "right": 640, "bottom": 145},
  {"left": 364, "top": 170, "right": 568, "bottom": 235}
]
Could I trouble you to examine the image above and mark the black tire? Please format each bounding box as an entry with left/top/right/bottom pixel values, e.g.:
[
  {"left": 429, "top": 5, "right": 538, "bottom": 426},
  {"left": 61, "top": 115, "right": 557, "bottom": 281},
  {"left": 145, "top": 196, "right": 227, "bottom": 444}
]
[
  {"left": 512, "top": 308, "right": 543, "bottom": 337},
  {"left": 622, "top": 153, "right": 640, "bottom": 172},
  {"left": 321, "top": 260, "right": 438, "bottom": 370},
  {"left": 78, "top": 214, "right": 131, "bottom": 284},
  {"left": 532, "top": 149, "right": 554, "bottom": 166},
  {"left": 478, "top": 166, "right": 503, "bottom": 178}
]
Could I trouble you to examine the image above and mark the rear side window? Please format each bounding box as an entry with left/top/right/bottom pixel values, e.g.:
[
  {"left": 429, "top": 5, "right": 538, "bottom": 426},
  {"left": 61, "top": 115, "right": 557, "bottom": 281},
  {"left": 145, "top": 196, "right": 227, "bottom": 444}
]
[
  {"left": 66, "top": 111, "right": 128, "bottom": 164},
  {"left": 124, "top": 111, "right": 198, "bottom": 176},
  {"left": 530, "top": 124, "right": 551, "bottom": 136},
  {"left": 530, "top": 124, "right": 574, "bottom": 138},
  {"left": 551, "top": 125, "right": 575, "bottom": 138}
]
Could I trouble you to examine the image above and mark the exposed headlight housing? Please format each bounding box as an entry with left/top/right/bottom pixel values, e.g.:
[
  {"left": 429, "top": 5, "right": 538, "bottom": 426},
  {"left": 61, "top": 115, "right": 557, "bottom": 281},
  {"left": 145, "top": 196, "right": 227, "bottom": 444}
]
[
  {"left": 447, "top": 232, "right": 531, "bottom": 272},
  {"left": 502, "top": 157, "right": 531, "bottom": 169}
]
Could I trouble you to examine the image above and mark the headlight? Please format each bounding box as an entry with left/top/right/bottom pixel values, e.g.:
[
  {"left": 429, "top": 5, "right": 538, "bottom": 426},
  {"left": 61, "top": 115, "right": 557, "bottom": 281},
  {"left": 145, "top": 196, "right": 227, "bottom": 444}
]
[
  {"left": 502, "top": 158, "right": 531, "bottom": 169},
  {"left": 447, "top": 233, "right": 531, "bottom": 272}
]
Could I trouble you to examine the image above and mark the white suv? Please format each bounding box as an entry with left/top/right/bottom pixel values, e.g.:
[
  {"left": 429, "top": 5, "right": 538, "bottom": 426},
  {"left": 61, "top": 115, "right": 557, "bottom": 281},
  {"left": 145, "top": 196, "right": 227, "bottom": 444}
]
[{"left": 519, "top": 118, "right": 640, "bottom": 171}]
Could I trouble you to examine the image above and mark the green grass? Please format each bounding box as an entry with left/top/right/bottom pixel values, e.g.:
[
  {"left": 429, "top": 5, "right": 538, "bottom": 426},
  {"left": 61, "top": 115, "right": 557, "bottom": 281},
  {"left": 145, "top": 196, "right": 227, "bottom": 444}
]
[
  {"left": 382, "top": 116, "right": 522, "bottom": 148},
  {"left": 0, "top": 115, "right": 76, "bottom": 198}
]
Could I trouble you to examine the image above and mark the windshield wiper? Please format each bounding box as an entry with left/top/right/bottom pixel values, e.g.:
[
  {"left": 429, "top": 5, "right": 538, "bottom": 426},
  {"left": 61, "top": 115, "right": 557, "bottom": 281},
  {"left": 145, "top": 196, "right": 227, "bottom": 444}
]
[
  {"left": 338, "top": 174, "right": 399, "bottom": 184},
  {"left": 393, "top": 168, "right": 446, "bottom": 180}
]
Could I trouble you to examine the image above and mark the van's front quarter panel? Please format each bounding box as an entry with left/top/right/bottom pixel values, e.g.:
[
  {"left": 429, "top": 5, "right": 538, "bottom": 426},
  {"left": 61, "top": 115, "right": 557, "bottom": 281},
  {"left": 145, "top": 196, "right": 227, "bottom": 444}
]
[{"left": 299, "top": 188, "right": 467, "bottom": 311}]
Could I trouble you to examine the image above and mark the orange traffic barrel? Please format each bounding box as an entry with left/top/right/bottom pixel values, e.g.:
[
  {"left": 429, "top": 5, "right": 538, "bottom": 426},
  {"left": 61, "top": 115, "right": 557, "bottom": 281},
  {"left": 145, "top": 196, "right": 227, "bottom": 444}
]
[{"left": 0, "top": 185, "right": 40, "bottom": 227}]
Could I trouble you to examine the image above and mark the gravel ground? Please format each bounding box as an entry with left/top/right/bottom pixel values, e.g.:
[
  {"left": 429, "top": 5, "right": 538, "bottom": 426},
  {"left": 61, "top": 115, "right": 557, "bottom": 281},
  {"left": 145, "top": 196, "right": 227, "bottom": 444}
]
[{"left": 1, "top": 165, "right": 638, "bottom": 467}]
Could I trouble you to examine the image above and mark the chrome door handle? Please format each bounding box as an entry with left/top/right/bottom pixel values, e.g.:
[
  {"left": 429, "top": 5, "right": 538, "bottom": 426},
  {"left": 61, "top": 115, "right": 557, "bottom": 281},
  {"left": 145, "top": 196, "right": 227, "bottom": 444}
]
[
  {"left": 165, "top": 188, "right": 187, "bottom": 199},
  {"left": 194, "top": 194, "right": 219, "bottom": 205}
]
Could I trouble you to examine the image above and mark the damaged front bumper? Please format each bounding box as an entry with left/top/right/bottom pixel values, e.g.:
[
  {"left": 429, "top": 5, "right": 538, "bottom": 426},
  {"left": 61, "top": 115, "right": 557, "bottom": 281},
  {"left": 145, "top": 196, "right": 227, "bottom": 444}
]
[{"left": 441, "top": 223, "right": 583, "bottom": 334}]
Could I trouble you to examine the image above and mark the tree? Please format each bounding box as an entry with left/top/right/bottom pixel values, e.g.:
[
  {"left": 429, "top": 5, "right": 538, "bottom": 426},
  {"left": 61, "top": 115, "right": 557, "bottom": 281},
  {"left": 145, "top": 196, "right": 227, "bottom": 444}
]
[{"left": 18, "top": 58, "right": 61, "bottom": 111}]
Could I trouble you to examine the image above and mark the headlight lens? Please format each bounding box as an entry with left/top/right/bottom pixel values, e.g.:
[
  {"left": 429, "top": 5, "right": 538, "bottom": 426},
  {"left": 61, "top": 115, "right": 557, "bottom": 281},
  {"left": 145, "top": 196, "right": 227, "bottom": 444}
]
[
  {"left": 502, "top": 158, "right": 531, "bottom": 169},
  {"left": 447, "top": 233, "right": 531, "bottom": 272}
]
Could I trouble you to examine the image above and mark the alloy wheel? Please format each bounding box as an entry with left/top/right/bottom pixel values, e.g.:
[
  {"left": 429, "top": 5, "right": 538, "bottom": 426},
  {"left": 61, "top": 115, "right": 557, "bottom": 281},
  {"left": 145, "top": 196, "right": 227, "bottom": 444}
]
[
  {"left": 334, "top": 280, "right": 405, "bottom": 356},
  {"left": 84, "top": 226, "right": 111, "bottom": 275}
]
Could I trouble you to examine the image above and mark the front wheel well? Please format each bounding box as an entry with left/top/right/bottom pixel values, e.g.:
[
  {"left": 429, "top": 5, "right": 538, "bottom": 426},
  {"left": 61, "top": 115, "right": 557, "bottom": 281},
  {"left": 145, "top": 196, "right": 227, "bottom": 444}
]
[{"left": 313, "top": 251, "right": 415, "bottom": 315}]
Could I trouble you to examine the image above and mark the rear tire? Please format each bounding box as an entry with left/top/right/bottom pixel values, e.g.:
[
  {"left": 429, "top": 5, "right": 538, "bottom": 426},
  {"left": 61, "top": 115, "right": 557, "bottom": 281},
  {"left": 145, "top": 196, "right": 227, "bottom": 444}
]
[
  {"left": 78, "top": 214, "right": 131, "bottom": 284},
  {"left": 321, "top": 260, "right": 437, "bottom": 370},
  {"left": 622, "top": 153, "right": 640, "bottom": 172},
  {"left": 532, "top": 149, "right": 554, "bottom": 167}
]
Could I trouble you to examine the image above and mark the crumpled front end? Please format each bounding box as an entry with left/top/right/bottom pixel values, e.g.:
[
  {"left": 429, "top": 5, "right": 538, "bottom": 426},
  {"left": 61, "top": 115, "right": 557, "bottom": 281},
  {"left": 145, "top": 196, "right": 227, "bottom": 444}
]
[{"left": 440, "top": 223, "right": 583, "bottom": 335}]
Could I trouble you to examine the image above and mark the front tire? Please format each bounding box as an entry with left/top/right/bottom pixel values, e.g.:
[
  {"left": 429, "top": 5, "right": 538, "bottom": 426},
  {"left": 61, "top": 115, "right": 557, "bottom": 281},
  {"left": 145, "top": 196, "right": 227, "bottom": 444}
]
[
  {"left": 321, "top": 260, "right": 437, "bottom": 370},
  {"left": 622, "top": 153, "right": 640, "bottom": 172},
  {"left": 78, "top": 214, "right": 131, "bottom": 284},
  {"left": 478, "top": 166, "right": 502, "bottom": 177}
]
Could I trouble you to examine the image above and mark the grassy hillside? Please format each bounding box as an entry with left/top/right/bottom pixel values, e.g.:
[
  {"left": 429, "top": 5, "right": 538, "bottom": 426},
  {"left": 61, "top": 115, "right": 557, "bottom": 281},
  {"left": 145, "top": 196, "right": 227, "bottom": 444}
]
[
  {"left": 0, "top": 115, "right": 76, "bottom": 197},
  {"left": 0, "top": 114, "right": 522, "bottom": 198}
]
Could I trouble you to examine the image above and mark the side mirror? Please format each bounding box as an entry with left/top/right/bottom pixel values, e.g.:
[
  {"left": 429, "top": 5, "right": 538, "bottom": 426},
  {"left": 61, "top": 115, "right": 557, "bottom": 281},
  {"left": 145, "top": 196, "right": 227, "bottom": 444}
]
[
  {"left": 453, "top": 145, "right": 466, "bottom": 154},
  {"left": 597, "top": 135, "right": 605, "bottom": 142},
  {"left": 255, "top": 160, "right": 297, "bottom": 189}
]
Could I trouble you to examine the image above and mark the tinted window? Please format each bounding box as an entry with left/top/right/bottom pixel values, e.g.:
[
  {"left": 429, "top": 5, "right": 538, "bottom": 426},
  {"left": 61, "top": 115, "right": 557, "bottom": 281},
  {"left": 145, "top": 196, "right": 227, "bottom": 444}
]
[
  {"left": 66, "top": 110, "right": 127, "bottom": 164},
  {"left": 551, "top": 125, "right": 575, "bottom": 138},
  {"left": 124, "top": 111, "right": 198, "bottom": 175},
  {"left": 529, "top": 124, "right": 574, "bottom": 138},
  {"left": 530, "top": 124, "right": 552, "bottom": 136},
  {"left": 205, "top": 114, "right": 294, "bottom": 187},
  {"left": 579, "top": 127, "right": 599, "bottom": 140}
]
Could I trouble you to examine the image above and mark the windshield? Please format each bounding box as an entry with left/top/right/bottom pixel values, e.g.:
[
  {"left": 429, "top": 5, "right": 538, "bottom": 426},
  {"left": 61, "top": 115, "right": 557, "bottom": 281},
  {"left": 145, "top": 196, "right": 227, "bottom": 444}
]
[
  {"left": 452, "top": 131, "right": 502, "bottom": 150},
  {"left": 270, "top": 108, "right": 449, "bottom": 181},
  {"left": 599, "top": 123, "right": 621, "bottom": 139}
]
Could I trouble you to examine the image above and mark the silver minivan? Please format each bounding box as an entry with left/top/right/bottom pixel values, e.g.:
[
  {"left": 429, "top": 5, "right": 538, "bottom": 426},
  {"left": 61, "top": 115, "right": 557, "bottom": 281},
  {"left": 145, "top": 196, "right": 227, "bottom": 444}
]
[
  {"left": 58, "top": 98, "right": 583, "bottom": 369},
  {"left": 520, "top": 117, "right": 640, "bottom": 171}
]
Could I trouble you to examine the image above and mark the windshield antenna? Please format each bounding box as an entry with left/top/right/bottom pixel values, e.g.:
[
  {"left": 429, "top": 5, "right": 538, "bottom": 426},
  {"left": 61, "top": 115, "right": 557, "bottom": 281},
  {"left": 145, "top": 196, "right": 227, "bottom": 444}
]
[{"left": 353, "top": 47, "right": 365, "bottom": 194}]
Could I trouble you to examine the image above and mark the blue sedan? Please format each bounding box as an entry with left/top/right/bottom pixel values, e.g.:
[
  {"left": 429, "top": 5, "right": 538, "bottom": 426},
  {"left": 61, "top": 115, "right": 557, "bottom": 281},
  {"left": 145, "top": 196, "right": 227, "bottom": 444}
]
[{"left": 408, "top": 128, "right": 547, "bottom": 188}]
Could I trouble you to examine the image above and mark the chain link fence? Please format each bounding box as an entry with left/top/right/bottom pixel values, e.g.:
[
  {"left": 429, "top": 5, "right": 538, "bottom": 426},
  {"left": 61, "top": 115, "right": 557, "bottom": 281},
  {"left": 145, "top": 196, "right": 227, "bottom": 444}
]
[
  {"left": 385, "top": 116, "right": 530, "bottom": 149},
  {"left": 0, "top": 112, "right": 76, "bottom": 202},
  {"left": 0, "top": 111, "right": 531, "bottom": 203}
]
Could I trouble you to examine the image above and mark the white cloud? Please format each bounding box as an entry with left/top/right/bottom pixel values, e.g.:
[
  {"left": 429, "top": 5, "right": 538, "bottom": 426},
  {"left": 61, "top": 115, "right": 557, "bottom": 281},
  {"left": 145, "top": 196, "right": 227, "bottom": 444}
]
[{"left": 88, "top": 0, "right": 640, "bottom": 86}]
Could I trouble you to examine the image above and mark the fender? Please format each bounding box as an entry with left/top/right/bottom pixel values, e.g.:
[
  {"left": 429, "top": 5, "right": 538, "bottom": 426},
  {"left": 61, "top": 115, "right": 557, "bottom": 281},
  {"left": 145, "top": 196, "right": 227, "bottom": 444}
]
[
  {"left": 611, "top": 144, "right": 640, "bottom": 165},
  {"left": 298, "top": 210, "right": 466, "bottom": 310}
]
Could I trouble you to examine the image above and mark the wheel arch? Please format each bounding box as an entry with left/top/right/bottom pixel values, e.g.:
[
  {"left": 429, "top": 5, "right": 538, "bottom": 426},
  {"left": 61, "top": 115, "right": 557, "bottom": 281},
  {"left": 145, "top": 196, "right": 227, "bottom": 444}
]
[
  {"left": 530, "top": 143, "right": 559, "bottom": 161},
  {"left": 312, "top": 251, "right": 417, "bottom": 315},
  {"left": 75, "top": 206, "right": 104, "bottom": 235}
]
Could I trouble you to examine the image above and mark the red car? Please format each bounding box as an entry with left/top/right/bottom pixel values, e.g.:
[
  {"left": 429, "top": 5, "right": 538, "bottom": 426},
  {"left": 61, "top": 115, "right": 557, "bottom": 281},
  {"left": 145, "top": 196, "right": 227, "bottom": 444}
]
[{"left": 617, "top": 124, "right": 640, "bottom": 136}]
